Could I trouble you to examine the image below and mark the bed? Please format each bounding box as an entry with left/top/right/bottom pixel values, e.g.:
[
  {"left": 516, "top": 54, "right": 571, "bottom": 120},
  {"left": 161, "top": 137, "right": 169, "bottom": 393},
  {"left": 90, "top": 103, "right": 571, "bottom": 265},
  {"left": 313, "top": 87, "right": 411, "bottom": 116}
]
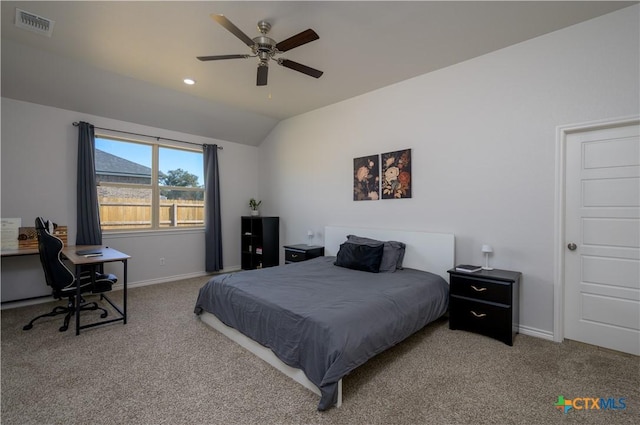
[{"left": 194, "top": 226, "right": 455, "bottom": 410}]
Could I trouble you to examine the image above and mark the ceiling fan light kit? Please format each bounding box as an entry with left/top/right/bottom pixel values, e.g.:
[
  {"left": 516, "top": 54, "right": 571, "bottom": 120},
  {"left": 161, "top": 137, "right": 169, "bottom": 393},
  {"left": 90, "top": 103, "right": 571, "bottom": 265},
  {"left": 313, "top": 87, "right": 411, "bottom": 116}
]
[{"left": 197, "top": 14, "right": 323, "bottom": 86}]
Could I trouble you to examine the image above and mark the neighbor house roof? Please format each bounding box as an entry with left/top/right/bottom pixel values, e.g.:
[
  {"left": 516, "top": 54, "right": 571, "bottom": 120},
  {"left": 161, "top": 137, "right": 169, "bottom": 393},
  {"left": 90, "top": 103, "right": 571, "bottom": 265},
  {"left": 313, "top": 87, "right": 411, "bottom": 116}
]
[{"left": 95, "top": 149, "right": 151, "bottom": 178}]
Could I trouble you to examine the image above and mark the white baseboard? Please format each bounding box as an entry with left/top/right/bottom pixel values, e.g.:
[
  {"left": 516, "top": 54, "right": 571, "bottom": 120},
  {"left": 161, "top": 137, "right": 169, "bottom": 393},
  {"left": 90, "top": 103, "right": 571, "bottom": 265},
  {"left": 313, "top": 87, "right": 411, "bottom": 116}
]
[
  {"left": 519, "top": 324, "right": 555, "bottom": 341},
  {"left": 1, "top": 295, "right": 56, "bottom": 310},
  {"left": 0, "top": 266, "right": 241, "bottom": 310},
  {"left": 121, "top": 271, "right": 211, "bottom": 291}
]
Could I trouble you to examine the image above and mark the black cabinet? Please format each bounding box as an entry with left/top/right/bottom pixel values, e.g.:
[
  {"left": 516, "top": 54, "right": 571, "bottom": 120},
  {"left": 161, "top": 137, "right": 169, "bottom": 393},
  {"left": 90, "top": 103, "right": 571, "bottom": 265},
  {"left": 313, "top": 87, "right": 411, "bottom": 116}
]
[
  {"left": 284, "top": 244, "right": 325, "bottom": 264},
  {"left": 241, "top": 216, "right": 279, "bottom": 270},
  {"left": 448, "top": 268, "right": 521, "bottom": 346}
]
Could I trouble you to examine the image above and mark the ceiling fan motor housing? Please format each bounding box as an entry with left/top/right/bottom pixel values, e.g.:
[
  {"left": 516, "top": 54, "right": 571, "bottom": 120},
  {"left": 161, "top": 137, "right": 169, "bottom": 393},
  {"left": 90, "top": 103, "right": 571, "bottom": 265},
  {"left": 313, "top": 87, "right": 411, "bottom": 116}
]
[{"left": 252, "top": 35, "right": 277, "bottom": 60}]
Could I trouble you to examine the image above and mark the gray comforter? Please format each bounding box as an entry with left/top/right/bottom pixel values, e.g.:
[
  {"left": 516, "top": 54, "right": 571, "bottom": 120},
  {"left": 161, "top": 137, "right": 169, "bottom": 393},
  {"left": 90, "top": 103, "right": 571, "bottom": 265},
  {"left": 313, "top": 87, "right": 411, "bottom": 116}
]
[{"left": 194, "top": 256, "right": 449, "bottom": 410}]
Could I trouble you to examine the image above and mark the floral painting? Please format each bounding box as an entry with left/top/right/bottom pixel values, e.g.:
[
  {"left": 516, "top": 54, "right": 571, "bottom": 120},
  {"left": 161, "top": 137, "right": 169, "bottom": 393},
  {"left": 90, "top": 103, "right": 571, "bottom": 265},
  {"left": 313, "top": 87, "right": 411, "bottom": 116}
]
[
  {"left": 353, "top": 155, "right": 379, "bottom": 201},
  {"left": 381, "top": 149, "right": 411, "bottom": 199}
]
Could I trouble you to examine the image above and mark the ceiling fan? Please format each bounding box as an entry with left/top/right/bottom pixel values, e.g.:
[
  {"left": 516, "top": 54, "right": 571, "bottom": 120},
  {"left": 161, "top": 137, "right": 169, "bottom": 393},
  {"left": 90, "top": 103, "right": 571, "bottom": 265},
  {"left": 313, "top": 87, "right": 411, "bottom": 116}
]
[{"left": 197, "top": 14, "right": 323, "bottom": 86}]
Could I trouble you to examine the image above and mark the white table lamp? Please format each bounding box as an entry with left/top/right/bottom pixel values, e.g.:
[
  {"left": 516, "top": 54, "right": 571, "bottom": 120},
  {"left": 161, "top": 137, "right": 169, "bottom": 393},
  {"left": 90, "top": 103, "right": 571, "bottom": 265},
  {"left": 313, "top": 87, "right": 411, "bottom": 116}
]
[{"left": 481, "top": 244, "right": 494, "bottom": 270}]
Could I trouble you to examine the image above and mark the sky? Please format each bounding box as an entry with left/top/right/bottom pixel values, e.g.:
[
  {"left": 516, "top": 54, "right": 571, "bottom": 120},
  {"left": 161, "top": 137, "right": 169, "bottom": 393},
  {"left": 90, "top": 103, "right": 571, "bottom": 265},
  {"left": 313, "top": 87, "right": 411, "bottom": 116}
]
[{"left": 96, "top": 137, "right": 204, "bottom": 185}]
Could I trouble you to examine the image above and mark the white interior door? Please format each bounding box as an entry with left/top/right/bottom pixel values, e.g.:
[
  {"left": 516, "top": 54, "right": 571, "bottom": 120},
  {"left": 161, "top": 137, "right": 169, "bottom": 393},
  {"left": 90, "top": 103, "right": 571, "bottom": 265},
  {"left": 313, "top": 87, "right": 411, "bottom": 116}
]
[{"left": 564, "top": 121, "right": 640, "bottom": 355}]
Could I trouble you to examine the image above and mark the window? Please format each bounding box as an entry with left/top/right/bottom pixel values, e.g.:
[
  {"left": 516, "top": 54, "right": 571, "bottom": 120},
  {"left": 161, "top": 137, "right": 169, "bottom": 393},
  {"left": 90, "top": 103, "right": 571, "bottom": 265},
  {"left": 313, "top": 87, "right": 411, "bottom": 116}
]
[{"left": 95, "top": 136, "right": 204, "bottom": 231}]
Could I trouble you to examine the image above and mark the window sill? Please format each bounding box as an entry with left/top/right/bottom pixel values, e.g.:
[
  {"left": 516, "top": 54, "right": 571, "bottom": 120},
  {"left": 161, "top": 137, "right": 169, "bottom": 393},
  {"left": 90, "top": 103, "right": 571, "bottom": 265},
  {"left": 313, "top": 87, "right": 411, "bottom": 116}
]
[{"left": 103, "top": 227, "right": 205, "bottom": 239}]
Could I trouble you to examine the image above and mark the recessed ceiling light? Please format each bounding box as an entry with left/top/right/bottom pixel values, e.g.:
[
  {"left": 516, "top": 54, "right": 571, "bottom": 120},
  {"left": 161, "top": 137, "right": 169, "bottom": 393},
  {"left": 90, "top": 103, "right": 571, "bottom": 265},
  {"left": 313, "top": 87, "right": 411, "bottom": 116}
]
[{"left": 183, "top": 78, "right": 196, "bottom": 85}]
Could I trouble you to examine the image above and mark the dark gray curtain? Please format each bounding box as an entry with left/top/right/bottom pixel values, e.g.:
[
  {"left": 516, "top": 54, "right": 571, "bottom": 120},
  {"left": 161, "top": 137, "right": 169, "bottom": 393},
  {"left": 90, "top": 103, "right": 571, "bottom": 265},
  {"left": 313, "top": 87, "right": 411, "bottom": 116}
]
[
  {"left": 204, "top": 144, "right": 223, "bottom": 271},
  {"left": 76, "top": 121, "right": 102, "bottom": 245}
]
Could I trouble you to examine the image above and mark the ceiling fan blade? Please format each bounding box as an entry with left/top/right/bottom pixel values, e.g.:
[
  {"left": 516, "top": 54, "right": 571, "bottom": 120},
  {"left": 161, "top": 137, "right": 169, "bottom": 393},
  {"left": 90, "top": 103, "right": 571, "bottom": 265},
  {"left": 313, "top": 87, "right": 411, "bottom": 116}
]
[
  {"left": 276, "top": 29, "right": 319, "bottom": 52},
  {"left": 278, "top": 59, "right": 323, "bottom": 79},
  {"left": 257, "top": 64, "right": 269, "bottom": 86},
  {"left": 211, "top": 14, "right": 254, "bottom": 47},
  {"left": 197, "top": 54, "right": 250, "bottom": 61}
]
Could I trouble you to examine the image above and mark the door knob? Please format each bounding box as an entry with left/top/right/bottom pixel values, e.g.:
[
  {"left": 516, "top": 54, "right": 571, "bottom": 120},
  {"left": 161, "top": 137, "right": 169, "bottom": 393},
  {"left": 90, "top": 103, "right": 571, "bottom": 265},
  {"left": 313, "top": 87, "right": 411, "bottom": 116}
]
[{"left": 567, "top": 243, "right": 577, "bottom": 251}]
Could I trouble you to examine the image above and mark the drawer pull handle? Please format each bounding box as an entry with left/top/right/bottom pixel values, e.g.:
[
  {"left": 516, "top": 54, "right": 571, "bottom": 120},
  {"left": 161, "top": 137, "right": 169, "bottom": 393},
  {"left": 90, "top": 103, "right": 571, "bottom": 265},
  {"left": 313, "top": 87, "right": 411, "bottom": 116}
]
[
  {"left": 291, "top": 254, "right": 298, "bottom": 258},
  {"left": 471, "top": 285, "right": 487, "bottom": 292},
  {"left": 471, "top": 311, "right": 487, "bottom": 318}
]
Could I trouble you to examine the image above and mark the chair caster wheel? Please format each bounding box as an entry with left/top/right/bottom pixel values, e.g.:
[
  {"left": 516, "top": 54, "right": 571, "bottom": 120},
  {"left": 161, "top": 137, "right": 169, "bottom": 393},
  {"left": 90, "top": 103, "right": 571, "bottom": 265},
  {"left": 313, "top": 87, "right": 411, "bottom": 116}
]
[
  {"left": 100, "top": 312, "right": 108, "bottom": 318},
  {"left": 23, "top": 324, "right": 33, "bottom": 331},
  {"left": 59, "top": 326, "right": 68, "bottom": 332}
]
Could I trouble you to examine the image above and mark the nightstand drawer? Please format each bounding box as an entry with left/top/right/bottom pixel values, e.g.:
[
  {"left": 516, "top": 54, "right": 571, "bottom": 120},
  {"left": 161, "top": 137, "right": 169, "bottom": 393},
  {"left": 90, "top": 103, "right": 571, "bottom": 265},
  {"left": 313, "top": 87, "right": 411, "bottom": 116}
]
[
  {"left": 449, "top": 297, "right": 511, "bottom": 342},
  {"left": 450, "top": 275, "right": 511, "bottom": 305},
  {"left": 284, "top": 245, "right": 325, "bottom": 263},
  {"left": 285, "top": 249, "right": 308, "bottom": 263}
]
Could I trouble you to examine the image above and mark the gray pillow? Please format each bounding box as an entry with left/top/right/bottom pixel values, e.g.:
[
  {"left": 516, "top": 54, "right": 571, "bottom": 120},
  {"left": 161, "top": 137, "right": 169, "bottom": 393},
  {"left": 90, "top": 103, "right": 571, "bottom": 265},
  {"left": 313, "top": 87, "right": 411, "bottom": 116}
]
[{"left": 346, "top": 235, "right": 406, "bottom": 272}]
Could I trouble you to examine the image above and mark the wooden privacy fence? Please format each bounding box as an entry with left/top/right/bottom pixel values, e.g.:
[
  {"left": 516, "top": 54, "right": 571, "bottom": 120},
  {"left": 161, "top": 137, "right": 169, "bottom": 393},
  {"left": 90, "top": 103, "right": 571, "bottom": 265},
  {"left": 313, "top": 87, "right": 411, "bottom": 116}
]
[{"left": 99, "top": 197, "right": 204, "bottom": 229}]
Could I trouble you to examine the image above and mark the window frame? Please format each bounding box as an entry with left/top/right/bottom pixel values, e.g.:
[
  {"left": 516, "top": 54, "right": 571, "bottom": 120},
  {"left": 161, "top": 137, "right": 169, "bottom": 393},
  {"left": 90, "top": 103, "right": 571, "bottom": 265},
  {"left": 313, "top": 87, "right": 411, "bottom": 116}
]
[{"left": 95, "top": 134, "right": 205, "bottom": 233}]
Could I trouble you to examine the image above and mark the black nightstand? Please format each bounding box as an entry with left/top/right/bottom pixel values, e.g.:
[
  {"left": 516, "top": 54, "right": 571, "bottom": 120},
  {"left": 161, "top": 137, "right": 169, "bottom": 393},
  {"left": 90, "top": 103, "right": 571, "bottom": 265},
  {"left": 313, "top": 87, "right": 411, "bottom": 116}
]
[
  {"left": 284, "top": 244, "right": 325, "bottom": 264},
  {"left": 448, "top": 267, "right": 521, "bottom": 346}
]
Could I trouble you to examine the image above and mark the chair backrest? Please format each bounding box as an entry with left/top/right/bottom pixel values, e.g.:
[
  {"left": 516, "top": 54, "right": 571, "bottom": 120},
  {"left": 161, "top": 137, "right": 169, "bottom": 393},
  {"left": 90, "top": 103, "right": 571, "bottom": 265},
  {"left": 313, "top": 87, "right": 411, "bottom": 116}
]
[{"left": 35, "top": 217, "right": 75, "bottom": 294}]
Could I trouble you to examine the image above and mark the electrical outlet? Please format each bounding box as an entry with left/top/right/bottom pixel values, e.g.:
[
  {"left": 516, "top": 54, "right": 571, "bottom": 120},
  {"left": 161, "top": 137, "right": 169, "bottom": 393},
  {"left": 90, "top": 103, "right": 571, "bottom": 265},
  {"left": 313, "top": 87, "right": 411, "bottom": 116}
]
[{"left": 160, "top": 257, "right": 165, "bottom": 266}]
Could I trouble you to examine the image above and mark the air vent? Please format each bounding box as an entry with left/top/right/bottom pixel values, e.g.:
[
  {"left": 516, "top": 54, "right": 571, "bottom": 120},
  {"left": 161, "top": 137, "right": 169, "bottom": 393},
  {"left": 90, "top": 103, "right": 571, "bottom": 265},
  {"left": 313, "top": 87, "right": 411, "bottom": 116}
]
[{"left": 15, "top": 8, "right": 55, "bottom": 37}]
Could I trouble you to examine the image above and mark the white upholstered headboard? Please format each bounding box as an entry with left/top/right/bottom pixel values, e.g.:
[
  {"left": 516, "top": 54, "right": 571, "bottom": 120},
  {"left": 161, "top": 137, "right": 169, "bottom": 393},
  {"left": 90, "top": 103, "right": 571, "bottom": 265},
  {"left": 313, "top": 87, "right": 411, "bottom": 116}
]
[{"left": 324, "top": 226, "right": 455, "bottom": 282}]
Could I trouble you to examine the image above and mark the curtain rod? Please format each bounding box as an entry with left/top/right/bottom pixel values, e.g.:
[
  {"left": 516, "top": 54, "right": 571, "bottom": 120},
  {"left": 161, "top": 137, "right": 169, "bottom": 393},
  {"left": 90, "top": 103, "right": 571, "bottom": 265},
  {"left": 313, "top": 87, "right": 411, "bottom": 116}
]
[{"left": 72, "top": 122, "right": 222, "bottom": 150}]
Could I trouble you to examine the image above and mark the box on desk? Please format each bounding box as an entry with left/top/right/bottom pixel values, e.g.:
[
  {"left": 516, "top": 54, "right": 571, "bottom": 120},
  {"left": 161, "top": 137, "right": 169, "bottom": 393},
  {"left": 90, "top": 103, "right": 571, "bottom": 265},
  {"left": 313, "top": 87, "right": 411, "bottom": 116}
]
[{"left": 18, "top": 226, "right": 68, "bottom": 249}]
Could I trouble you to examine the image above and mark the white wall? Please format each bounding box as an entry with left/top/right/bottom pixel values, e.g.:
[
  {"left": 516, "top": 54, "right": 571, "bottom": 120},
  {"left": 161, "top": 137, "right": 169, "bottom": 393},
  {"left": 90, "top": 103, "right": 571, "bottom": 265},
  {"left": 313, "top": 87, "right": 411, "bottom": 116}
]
[
  {"left": 257, "top": 6, "right": 640, "bottom": 336},
  {"left": 1, "top": 98, "right": 258, "bottom": 302}
]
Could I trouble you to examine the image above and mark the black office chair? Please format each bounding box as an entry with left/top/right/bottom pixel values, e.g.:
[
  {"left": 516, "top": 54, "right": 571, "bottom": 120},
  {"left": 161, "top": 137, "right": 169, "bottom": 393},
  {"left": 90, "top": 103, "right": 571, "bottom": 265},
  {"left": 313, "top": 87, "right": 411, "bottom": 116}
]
[{"left": 23, "top": 217, "right": 118, "bottom": 332}]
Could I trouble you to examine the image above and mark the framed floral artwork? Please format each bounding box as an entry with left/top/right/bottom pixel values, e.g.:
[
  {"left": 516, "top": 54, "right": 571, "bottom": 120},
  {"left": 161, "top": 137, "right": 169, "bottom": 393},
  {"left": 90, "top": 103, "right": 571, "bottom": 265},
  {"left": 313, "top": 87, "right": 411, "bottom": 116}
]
[
  {"left": 353, "top": 155, "right": 380, "bottom": 201},
  {"left": 381, "top": 149, "right": 411, "bottom": 199}
]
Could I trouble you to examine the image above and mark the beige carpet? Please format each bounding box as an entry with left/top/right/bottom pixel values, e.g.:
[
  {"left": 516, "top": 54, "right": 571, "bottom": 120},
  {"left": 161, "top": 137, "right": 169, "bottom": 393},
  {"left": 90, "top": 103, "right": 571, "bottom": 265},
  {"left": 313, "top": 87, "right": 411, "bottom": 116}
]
[{"left": 1, "top": 276, "right": 638, "bottom": 425}]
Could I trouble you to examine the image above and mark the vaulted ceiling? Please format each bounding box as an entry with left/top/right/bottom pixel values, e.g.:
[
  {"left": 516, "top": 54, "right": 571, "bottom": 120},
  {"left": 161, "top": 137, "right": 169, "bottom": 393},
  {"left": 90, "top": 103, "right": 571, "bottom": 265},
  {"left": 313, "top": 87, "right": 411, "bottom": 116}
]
[{"left": 2, "top": 1, "right": 635, "bottom": 146}]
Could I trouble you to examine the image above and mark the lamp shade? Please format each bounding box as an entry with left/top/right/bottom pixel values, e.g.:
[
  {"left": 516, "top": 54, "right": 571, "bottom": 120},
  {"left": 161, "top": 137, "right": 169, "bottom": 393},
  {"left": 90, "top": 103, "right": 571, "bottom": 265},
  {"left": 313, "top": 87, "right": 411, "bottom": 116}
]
[{"left": 481, "top": 244, "right": 493, "bottom": 253}]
